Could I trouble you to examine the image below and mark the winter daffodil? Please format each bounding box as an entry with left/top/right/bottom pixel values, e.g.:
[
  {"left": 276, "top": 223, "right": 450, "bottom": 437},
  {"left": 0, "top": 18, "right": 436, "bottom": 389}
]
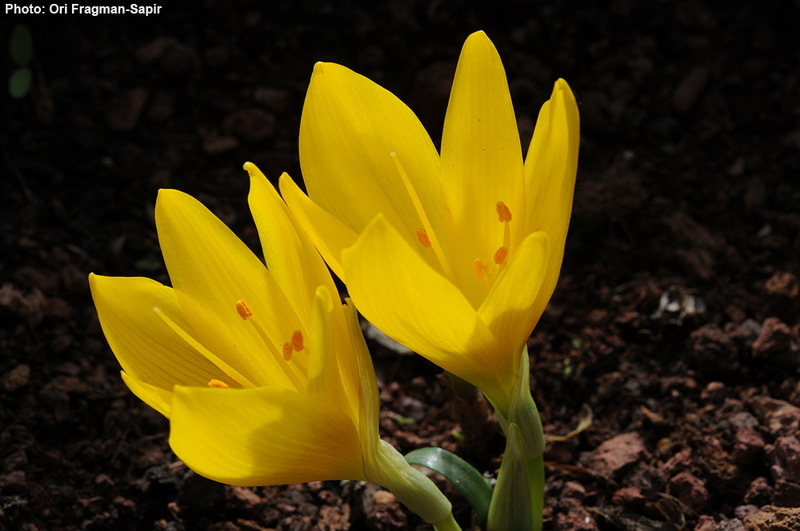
[
  {"left": 89, "top": 165, "right": 460, "bottom": 531},
  {"left": 282, "top": 31, "right": 579, "bottom": 425}
]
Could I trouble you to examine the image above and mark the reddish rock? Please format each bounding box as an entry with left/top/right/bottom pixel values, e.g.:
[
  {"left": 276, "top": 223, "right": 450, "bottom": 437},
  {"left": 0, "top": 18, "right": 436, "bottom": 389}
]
[
  {"left": 694, "top": 515, "right": 716, "bottom": 531},
  {"left": 744, "top": 476, "right": 772, "bottom": 506},
  {"left": 751, "top": 317, "right": 799, "bottom": 368},
  {"left": 584, "top": 432, "right": 648, "bottom": 480},
  {"left": 611, "top": 485, "right": 646, "bottom": 506},
  {"left": 668, "top": 471, "right": 708, "bottom": 513},
  {"left": 767, "top": 434, "right": 800, "bottom": 483},
  {"left": 732, "top": 427, "right": 765, "bottom": 464},
  {"left": 751, "top": 397, "right": 800, "bottom": 436},
  {"left": 773, "top": 479, "right": 800, "bottom": 507},
  {"left": 661, "top": 447, "right": 693, "bottom": 477},
  {"left": 555, "top": 498, "right": 598, "bottom": 530},
  {"left": 561, "top": 481, "right": 587, "bottom": 501},
  {"left": 689, "top": 324, "right": 739, "bottom": 374},
  {"left": 744, "top": 505, "right": 800, "bottom": 529},
  {"left": 764, "top": 271, "right": 799, "bottom": 299}
]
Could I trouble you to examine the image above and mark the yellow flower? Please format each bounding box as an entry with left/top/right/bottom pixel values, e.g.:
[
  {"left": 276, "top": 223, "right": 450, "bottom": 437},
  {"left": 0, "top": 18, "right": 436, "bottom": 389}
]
[
  {"left": 282, "top": 31, "right": 579, "bottom": 417},
  {"left": 88, "top": 165, "right": 457, "bottom": 528}
]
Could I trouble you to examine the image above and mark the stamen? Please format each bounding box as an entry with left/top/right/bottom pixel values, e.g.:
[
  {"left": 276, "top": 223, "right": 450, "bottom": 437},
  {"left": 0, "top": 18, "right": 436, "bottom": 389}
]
[
  {"left": 291, "top": 330, "right": 304, "bottom": 352},
  {"left": 496, "top": 201, "right": 512, "bottom": 263},
  {"left": 230, "top": 300, "right": 306, "bottom": 390},
  {"left": 208, "top": 379, "right": 229, "bottom": 388},
  {"left": 282, "top": 342, "right": 293, "bottom": 361},
  {"left": 473, "top": 259, "right": 489, "bottom": 280},
  {"left": 496, "top": 201, "right": 512, "bottom": 222},
  {"left": 152, "top": 307, "right": 256, "bottom": 388},
  {"left": 235, "top": 299, "right": 253, "bottom": 319},
  {"left": 416, "top": 228, "right": 431, "bottom": 248},
  {"left": 390, "top": 152, "right": 454, "bottom": 282},
  {"left": 494, "top": 246, "right": 508, "bottom": 265}
]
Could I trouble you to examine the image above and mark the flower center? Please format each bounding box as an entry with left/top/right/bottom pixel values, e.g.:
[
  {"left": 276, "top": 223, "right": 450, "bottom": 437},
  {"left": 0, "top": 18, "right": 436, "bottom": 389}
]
[
  {"left": 235, "top": 299, "right": 306, "bottom": 388},
  {"left": 473, "top": 201, "right": 512, "bottom": 281}
]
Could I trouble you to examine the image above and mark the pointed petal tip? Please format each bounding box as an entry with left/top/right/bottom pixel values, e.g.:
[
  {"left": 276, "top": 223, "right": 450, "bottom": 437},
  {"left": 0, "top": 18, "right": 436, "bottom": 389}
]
[{"left": 465, "top": 29, "right": 490, "bottom": 43}]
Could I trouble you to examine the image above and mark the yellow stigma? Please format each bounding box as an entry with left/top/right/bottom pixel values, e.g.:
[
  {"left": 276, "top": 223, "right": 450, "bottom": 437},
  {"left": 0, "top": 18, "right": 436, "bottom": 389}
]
[
  {"left": 416, "top": 228, "right": 431, "bottom": 248},
  {"left": 208, "top": 379, "right": 229, "bottom": 388},
  {"left": 235, "top": 300, "right": 253, "bottom": 319}
]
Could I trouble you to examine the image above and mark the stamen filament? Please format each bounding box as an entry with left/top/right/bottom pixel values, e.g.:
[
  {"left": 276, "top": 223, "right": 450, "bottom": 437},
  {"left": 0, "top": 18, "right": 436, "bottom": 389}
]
[
  {"left": 235, "top": 301, "right": 306, "bottom": 391},
  {"left": 390, "top": 152, "right": 455, "bottom": 282},
  {"left": 152, "top": 307, "right": 257, "bottom": 388}
]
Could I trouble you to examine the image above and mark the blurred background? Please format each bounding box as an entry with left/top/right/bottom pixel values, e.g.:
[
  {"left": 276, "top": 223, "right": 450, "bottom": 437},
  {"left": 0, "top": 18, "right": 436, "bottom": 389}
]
[{"left": 2, "top": 1, "right": 799, "bottom": 529}]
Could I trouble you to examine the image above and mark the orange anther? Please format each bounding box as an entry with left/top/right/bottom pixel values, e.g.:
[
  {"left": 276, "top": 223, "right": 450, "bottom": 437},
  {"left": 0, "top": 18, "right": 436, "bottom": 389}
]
[
  {"left": 494, "top": 246, "right": 508, "bottom": 265},
  {"left": 416, "top": 228, "right": 432, "bottom": 248},
  {"left": 496, "top": 201, "right": 512, "bottom": 222},
  {"left": 473, "top": 259, "right": 489, "bottom": 280},
  {"left": 235, "top": 300, "right": 253, "bottom": 320},
  {"left": 208, "top": 379, "right": 230, "bottom": 388},
  {"left": 291, "top": 330, "right": 304, "bottom": 352},
  {"left": 282, "top": 342, "right": 293, "bottom": 361}
]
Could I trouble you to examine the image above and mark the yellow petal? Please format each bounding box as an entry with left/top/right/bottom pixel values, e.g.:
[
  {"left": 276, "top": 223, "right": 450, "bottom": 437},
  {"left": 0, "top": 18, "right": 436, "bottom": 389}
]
[
  {"left": 245, "top": 163, "right": 338, "bottom": 330},
  {"left": 155, "top": 189, "right": 303, "bottom": 390},
  {"left": 478, "top": 232, "right": 550, "bottom": 361},
  {"left": 440, "top": 31, "right": 525, "bottom": 299},
  {"left": 345, "top": 298, "right": 380, "bottom": 447},
  {"left": 121, "top": 371, "right": 173, "bottom": 417},
  {"left": 524, "top": 79, "right": 580, "bottom": 323},
  {"left": 169, "top": 386, "right": 365, "bottom": 486},
  {"left": 305, "top": 285, "right": 343, "bottom": 400},
  {"left": 89, "top": 274, "right": 227, "bottom": 391},
  {"left": 299, "top": 62, "right": 443, "bottom": 255},
  {"left": 280, "top": 173, "right": 358, "bottom": 281},
  {"left": 341, "top": 215, "right": 499, "bottom": 392}
]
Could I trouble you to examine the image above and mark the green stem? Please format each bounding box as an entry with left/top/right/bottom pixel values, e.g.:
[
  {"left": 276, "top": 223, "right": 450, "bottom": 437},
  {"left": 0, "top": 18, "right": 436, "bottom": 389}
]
[
  {"left": 488, "top": 346, "right": 546, "bottom": 531},
  {"left": 433, "top": 513, "right": 463, "bottom": 531},
  {"left": 528, "top": 454, "right": 544, "bottom": 531}
]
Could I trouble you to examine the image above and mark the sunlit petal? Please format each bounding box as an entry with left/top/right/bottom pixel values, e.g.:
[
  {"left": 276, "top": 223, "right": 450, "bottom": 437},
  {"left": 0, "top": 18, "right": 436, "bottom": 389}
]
[
  {"left": 246, "top": 163, "right": 338, "bottom": 330},
  {"left": 440, "top": 31, "right": 525, "bottom": 300},
  {"left": 524, "top": 79, "right": 579, "bottom": 324},
  {"left": 342, "top": 215, "right": 499, "bottom": 389},
  {"left": 478, "top": 232, "right": 549, "bottom": 358},
  {"left": 169, "top": 386, "right": 364, "bottom": 486},
  {"left": 89, "top": 274, "right": 226, "bottom": 390},
  {"left": 280, "top": 173, "right": 358, "bottom": 281},
  {"left": 300, "top": 62, "right": 444, "bottom": 257},
  {"left": 155, "top": 189, "right": 303, "bottom": 389},
  {"left": 121, "top": 371, "right": 173, "bottom": 417}
]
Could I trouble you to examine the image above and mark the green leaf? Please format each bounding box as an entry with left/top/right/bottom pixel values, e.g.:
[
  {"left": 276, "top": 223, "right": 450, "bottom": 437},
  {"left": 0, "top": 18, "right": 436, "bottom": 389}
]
[
  {"left": 10, "top": 25, "right": 33, "bottom": 66},
  {"left": 9, "top": 67, "right": 32, "bottom": 99},
  {"left": 405, "top": 447, "right": 492, "bottom": 527}
]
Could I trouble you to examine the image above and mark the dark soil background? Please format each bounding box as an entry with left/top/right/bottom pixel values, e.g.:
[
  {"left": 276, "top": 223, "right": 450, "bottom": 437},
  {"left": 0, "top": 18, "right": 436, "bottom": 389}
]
[{"left": 2, "top": 1, "right": 800, "bottom": 529}]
